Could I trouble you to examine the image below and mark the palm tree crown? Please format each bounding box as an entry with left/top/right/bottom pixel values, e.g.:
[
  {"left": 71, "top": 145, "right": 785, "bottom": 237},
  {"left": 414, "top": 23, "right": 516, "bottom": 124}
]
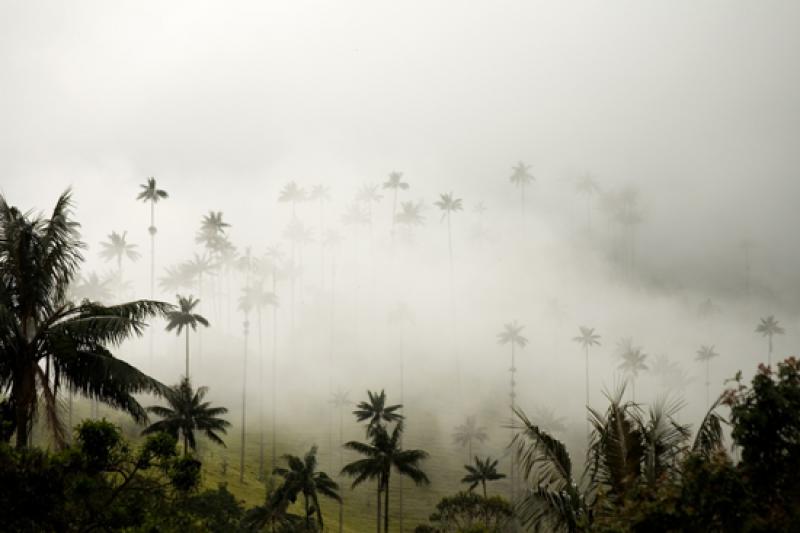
[
  {"left": 165, "top": 295, "right": 209, "bottom": 336},
  {"left": 137, "top": 177, "right": 169, "bottom": 203},
  {"left": 462, "top": 456, "right": 506, "bottom": 498},
  {"left": 100, "top": 231, "right": 140, "bottom": 267},
  {"left": 696, "top": 345, "right": 719, "bottom": 362},
  {"left": 434, "top": 192, "right": 463, "bottom": 220},
  {"left": 510, "top": 161, "right": 535, "bottom": 188},
  {"left": 573, "top": 326, "right": 601, "bottom": 348},
  {"left": 453, "top": 415, "right": 489, "bottom": 460},
  {"left": 142, "top": 376, "right": 230, "bottom": 455},
  {"left": 353, "top": 390, "right": 404, "bottom": 436},
  {"left": 274, "top": 445, "right": 341, "bottom": 530},
  {"left": 383, "top": 171, "right": 409, "bottom": 192},
  {"left": 497, "top": 321, "right": 528, "bottom": 348}
]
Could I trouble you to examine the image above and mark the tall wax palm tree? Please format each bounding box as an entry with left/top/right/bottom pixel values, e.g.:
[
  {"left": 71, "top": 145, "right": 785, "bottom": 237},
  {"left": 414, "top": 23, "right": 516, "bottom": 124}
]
[
  {"left": 434, "top": 192, "right": 463, "bottom": 304},
  {"left": 283, "top": 219, "right": 314, "bottom": 331},
  {"left": 136, "top": 177, "right": 168, "bottom": 298},
  {"left": 509, "top": 161, "right": 535, "bottom": 216},
  {"left": 573, "top": 326, "right": 601, "bottom": 435},
  {"left": 342, "top": 422, "right": 430, "bottom": 533},
  {"left": 695, "top": 345, "right": 719, "bottom": 408},
  {"left": 383, "top": 172, "right": 409, "bottom": 243},
  {"left": 196, "top": 211, "right": 230, "bottom": 323},
  {"left": 497, "top": 320, "right": 528, "bottom": 503},
  {"left": 279, "top": 181, "right": 307, "bottom": 219},
  {"left": 238, "top": 288, "right": 253, "bottom": 483},
  {"left": 274, "top": 445, "right": 341, "bottom": 530},
  {"left": 462, "top": 456, "right": 506, "bottom": 499},
  {"left": 353, "top": 389, "right": 404, "bottom": 436},
  {"left": 756, "top": 315, "right": 785, "bottom": 366},
  {"left": 142, "top": 376, "right": 230, "bottom": 455},
  {"left": 575, "top": 174, "right": 599, "bottom": 232},
  {"left": 100, "top": 230, "right": 140, "bottom": 283},
  {"left": 0, "top": 190, "right": 171, "bottom": 448},
  {"left": 159, "top": 263, "right": 195, "bottom": 294},
  {"left": 165, "top": 295, "right": 209, "bottom": 379},
  {"left": 452, "top": 415, "right": 489, "bottom": 462},
  {"left": 618, "top": 339, "right": 648, "bottom": 402}
]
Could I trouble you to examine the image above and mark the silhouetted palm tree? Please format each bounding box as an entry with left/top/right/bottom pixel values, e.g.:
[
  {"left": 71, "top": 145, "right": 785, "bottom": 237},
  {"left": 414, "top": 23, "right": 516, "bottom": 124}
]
[
  {"left": 509, "top": 161, "right": 535, "bottom": 216},
  {"left": 453, "top": 415, "right": 489, "bottom": 462},
  {"left": 342, "top": 422, "right": 429, "bottom": 533},
  {"left": 462, "top": 456, "right": 506, "bottom": 498},
  {"left": 0, "top": 190, "right": 170, "bottom": 448},
  {"left": 383, "top": 171, "right": 409, "bottom": 242},
  {"left": 137, "top": 177, "right": 168, "bottom": 298},
  {"left": 353, "top": 390, "right": 404, "bottom": 436},
  {"left": 165, "top": 295, "right": 209, "bottom": 379},
  {"left": 100, "top": 230, "right": 140, "bottom": 282},
  {"left": 265, "top": 245, "right": 284, "bottom": 472},
  {"left": 695, "top": 345, "right": 719, "bottom": 408},
  {"left": 142, "top": 376, "right": 230, "bottom": 455},
  {"left": 573, "top": 326, "right": 601, "bottom": 431},
  {"left": 274, "top": 445, "right": 341, "bottom": 530},
  {"left": 497, "top": 320, "right": 528, "bottom": 502},
  {"left": 756, "top": 315, "right": 785, "bottom": 366}
]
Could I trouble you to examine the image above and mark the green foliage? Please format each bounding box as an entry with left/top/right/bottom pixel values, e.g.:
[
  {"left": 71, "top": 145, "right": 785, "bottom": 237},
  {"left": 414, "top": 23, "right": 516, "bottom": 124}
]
[{"left": 417, "top": 491, "right": 513, "bottom": 533}]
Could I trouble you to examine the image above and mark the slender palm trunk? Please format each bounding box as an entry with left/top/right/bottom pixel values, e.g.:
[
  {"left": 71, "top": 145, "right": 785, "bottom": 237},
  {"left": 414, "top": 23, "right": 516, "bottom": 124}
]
[
  {"left": 585, "top": 345, "right": 590, "bottom": 440},
  {"left": 271, "top": 271, "right": 278, "bottom": 472},
  {"left": 149, "top": 203, "right": 155, "bottom": 370},
  {"left": 183, "top": 433, "right": 189, "bottom": 456},
  {"left": 240, "top": 318, "right": 249, "bottom": 483},
  {"left": 399, "top": 331, "right": 405, "bottom": 533},
  {"left": 384, "top": 476, "right": 391, "bottom": 533},
  {"left": 338, "top": 405, "right": 345, "bottom": 533},
  {"left": 768, "top": 335, "right": 773, "bottom": 366},
  {"left": 258, "top": 307, "right": 265, "bottom": 479},
  {"left": 510, "top": 342, "right": 516, "bottom": 504},
  {"left": 185, "top": 328, "right": 190, "bottom": 378},
  {"left": 705, "top": 358, "right": 710, "bottom": 409}
]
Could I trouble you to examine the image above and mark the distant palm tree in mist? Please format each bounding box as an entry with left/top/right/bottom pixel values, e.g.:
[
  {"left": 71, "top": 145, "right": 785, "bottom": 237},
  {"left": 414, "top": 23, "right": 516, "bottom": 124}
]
[
  {"left": 509, "top": 161, "right": 535, "bottom": 216},
  {"left": 100, "top": 230, "right": 140, "bottom": 283},
  {"left": 435, "top": 193, "right": 463, "bottom": 300},
  {"left": 756, "top": 315, "right": 785, "bottom": 366},
  {"left": 695, "top": 345, "right": 719, "bottom": 408},
  {"left": 165, "top": 295, "right": 209, "bottom": 379},
  {"left": 497, "top": 320, "right": 528, "bottom": 503},
  {"left": 452, "top": 415, "right": 489, "bottom": 462},
  {"left": 575, "top": 174, "right": 599, "bottom": 232},
  {"left": 383, "top": 171, "right": 409, "bottom": 243},
  {"left": 238, "top": 288, "right": 253, "bottom": 483},
  {"left": 279, "top": 180, "right": 307, "bottom": 219},
  {"left": 394, "top": 200, "right": 425, "bottom": 243},
  {"left": 137, "top": 177, "right": 168, "bottom": 298},
  {"left": 573, "top": 326, "right": 601, "bottom": 437},
  {"left": 617, "top": 338, "right": 648, "bottom": 402},
  {"left": 195, "top": 211, "right": 231, "bottom": 323},
  {"left": 71, "top": 271, "right": 112, "bottom": 303},
  {"left": 265, "top": 245, "right": 284, "bottom": 472}
]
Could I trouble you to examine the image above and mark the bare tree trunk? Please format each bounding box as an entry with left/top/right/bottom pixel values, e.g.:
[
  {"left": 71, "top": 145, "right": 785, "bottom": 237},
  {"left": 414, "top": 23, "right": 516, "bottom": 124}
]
[{"left": 240, "top": 318, "right": 249, "bottom": 483}]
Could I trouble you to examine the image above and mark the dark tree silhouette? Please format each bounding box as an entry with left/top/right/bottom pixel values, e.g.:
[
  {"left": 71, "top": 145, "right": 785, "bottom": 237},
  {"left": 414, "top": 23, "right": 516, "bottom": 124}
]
[
  {"left": 136, "top": 177, "right": 168, "bottom": 298},
  {"left": 0, "top": 190, "right": 170, "bottom": 448},
  {"left": 165, "top": 295, "right": 209, "bottom": 379},
  {"left": 273, "top": 445, "right": 341, "bottom": 530},
  {"left": 462, "top": 456, "right": 506, "bottom": 499},
  {"left": 142, "top": 376, "right": 230, "bottom": 456}
]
